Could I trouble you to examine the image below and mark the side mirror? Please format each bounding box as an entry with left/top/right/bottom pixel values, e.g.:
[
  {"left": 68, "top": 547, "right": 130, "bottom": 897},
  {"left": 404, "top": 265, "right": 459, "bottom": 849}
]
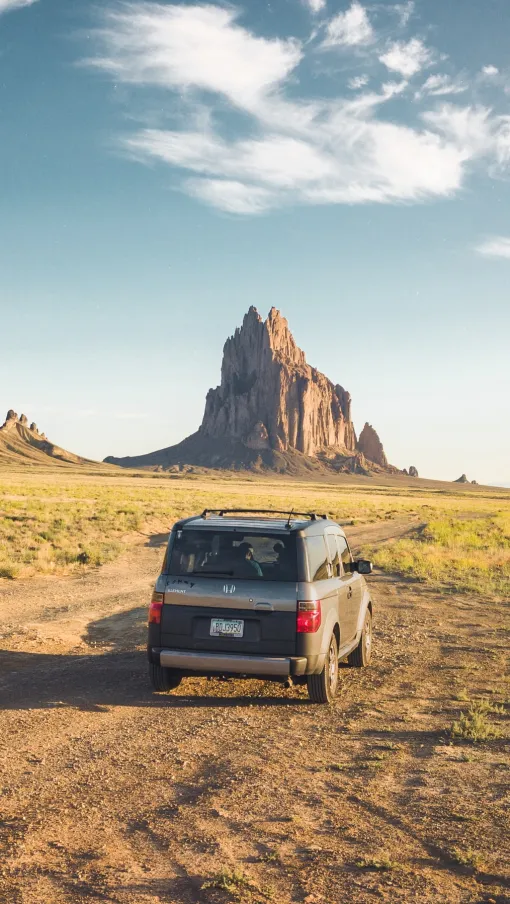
[{"left": 355, "top": 559, "right": 373, "bottom": 575}]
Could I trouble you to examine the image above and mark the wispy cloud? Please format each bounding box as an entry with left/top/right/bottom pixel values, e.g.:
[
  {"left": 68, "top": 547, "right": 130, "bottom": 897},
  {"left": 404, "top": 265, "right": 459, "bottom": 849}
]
[
  {"left": 416, "top": 73, "right": 468, "bottom": 99},
  {"left": 348, "top": 74, "right": 369, "bottom": 90},
  {"left": 91, "top": 5, "right": 301, "bottom": 111},
  {"left": 303, "top": 0, "right": 326, "bottom": 13},
  {"left": 0, "top": 0, "right": 38, "bottom": 13},
  {"left": 186, "top": 178, "right": 276, "bottom": 214},
  {"left": 322, "top": 2, "right": 374, "bottom": 48},
  {"left": 380, "top": 38, "right": 433, "bottom": 77},
  {"left": 481, "top": 65, "right": 499, "bottom": 78},
  {"left": 476, "top": 236, "right": 510, "bottom": 259},
  {"left": 392, "top": 1, "right": 414, "bottom": 27},
  {"left": 89, "top": 2, "right": 510, "bottom": 216}
]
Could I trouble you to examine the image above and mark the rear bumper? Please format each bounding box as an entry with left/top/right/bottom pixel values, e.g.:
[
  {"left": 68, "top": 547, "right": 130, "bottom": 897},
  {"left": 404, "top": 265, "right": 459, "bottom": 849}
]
[{"left": 157, "top": 648, "right": 307, "bottom": 677}]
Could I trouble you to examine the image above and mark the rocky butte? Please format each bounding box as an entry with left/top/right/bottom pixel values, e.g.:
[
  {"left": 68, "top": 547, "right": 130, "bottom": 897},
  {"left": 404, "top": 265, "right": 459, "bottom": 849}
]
[
  {"left": 106, "top": 307, "right": 397, "bottom": 475},
  {"left": 0, "top": 410, "right": 103, "bottom": 468}
]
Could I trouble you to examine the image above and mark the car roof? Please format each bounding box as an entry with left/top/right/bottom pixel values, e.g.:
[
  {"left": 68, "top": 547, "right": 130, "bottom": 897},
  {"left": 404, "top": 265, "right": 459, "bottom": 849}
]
[{"left": 173, "top": 514, "right": 345, "bottom": 535}]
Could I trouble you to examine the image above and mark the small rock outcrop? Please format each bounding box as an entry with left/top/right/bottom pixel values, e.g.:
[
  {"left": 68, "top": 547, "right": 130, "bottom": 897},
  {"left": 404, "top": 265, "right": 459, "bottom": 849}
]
[
  {"left": 0, "top": 409, "right": 106, "bottom": 469},
  {"left": 455, "top": 474, "right": 469, "bottom": 483},
  {"left": 409, "top": 465, "right": 419, "bottom": 477},
  {"left": 357, "top": 423, "right": 388, "bottom": 469}
]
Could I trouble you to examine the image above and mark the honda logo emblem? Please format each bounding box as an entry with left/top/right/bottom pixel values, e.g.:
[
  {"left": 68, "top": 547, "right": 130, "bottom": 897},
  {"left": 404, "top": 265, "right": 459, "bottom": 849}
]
[{"left": 223, "top": 584, "right": 236, "bottom": 594}]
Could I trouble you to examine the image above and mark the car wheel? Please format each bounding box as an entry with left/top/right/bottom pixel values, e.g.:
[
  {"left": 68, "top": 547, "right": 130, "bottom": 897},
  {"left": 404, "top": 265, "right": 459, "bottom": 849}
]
[
  {"left": 347, "top": 608, "right": 372, "bottom": 668},
  {"left": 307, "top": 633, "right": 339, "bottom": 704},
  {"left": 149, "top": 663, "right": 182, "bottom": 692}
]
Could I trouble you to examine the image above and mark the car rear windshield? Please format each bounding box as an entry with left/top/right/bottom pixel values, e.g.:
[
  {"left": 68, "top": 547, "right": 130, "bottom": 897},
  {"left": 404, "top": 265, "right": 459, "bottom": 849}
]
[{"left": 166, "top": 528, "right": 297, "bottom": 582}]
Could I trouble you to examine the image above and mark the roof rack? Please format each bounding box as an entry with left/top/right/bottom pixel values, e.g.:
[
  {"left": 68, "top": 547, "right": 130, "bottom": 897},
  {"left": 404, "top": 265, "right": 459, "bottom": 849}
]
[{"left": 200, "top": 508, "right": 328, "bottom": 524}]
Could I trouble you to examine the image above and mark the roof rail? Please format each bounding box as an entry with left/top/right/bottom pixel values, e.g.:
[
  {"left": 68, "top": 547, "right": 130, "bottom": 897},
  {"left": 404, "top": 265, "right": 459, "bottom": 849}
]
[{"left": 200, "top": 508, "right": 328, "bottom": 522}]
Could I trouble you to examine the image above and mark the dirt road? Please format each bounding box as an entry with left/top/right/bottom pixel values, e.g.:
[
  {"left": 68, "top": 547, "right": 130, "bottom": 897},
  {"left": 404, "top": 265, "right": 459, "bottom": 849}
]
[{"left": 0, "top": 522, "right": 508, "bottom": 904}]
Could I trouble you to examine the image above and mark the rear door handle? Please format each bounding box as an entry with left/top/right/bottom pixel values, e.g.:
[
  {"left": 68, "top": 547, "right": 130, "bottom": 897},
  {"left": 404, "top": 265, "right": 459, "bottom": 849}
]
[{"left": 254, "top": 601, "right": 273, "bottom": 611}]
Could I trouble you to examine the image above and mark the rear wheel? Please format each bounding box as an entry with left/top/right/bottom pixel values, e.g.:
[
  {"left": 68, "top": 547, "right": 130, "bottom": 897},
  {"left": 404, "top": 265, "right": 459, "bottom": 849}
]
[
  {"left": 347, "top": 608, "right": 372, "bottom": 668},
  {"left": 307, "top": 633, "right": 339, "bottom": 704},
  {"left": 149, "top": 663, "right": 182, "bottom": 692}
]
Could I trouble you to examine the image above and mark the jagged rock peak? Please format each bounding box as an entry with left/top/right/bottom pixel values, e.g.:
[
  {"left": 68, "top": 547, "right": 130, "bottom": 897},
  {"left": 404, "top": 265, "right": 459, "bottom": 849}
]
[
  {"left": 1, "top": 410, "right": 19, "bottom": 431},
  {"left": 455, "top": 474, "right": 469, "bottom": 483},
  {"left": 201, "top": 307, "right": 357, "bottom": 457},
  {"left": 2, "top": 411, "right": 41, "bottom": 434},
  {"left": 357, "top": 423, "right": 388, "bottom": 469},
  {"left": 409, "top": 465, "right": 419, "bottom": 477}
]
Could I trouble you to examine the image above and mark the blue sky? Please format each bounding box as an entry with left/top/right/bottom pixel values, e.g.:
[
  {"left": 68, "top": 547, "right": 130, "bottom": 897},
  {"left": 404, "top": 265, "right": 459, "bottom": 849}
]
[{"left": 1, "top": 0, "right": 509, "bottom": 484}]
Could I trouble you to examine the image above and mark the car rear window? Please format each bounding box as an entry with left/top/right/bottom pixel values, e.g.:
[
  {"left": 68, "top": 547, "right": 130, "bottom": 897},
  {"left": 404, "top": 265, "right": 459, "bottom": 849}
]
[{"left": 166, "top": 529, "right": 297, "bottom": 582}]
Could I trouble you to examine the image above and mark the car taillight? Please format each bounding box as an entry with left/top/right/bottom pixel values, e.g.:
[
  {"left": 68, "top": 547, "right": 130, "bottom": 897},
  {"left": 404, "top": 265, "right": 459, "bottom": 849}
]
[
  {"left": 297, "top": 600, "right": 321, "bottom": 633},
  {"left": 148, "top": 591, "right": 164, "bottom": 625}
]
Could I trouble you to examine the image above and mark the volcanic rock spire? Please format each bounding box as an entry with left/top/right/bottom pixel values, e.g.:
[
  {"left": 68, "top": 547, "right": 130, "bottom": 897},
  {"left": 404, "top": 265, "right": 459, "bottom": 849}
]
[{"left": 200, "top": 306, "right": 357, "bottom": 456}]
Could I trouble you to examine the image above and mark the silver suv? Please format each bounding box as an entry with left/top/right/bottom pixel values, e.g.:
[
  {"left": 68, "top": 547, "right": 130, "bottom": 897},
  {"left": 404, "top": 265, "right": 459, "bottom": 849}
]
[{"left": 147, "top": 509, "right": 373, "bottom": 704}]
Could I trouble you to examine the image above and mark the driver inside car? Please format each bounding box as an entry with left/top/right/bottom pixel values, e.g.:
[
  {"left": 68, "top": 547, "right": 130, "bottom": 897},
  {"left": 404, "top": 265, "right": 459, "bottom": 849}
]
[{"left": 236, "top": 542, "right": 263, "bottom": 577}]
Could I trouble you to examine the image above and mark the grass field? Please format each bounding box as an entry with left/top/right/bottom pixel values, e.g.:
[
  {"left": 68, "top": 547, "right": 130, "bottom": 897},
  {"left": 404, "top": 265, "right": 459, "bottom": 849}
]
[{"left": 1, "top": 467, "right": 509, "bottom": 598}]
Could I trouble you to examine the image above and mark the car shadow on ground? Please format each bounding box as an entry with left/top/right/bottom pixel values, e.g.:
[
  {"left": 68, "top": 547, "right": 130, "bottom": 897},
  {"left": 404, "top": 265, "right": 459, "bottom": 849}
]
[
  {"left": 0, "top": 648, "right": 308, "bottom": 712},
  {"left": 147, "top": 532, "right": 169, "bottom": 548}
]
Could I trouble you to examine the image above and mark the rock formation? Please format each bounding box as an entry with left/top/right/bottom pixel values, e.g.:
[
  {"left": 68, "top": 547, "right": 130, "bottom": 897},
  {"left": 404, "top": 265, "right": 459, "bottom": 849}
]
[
  {"left": 200, "top": 306, "right": 357, "bottom": 456},
  {"left": 455, "top": 474, "right": 469, "bottom": 483},
  {"left": 106, "top": 307, "right": 396, "bottom": 475},
  {"left": 409, "top": 465, "right": 419, "bottom": 477},
  {"left": 0, "top": 410, "right": 109, "bottom": 470},
  {"left": 357, "top": 423, "right": 388, "bottom": 469}
]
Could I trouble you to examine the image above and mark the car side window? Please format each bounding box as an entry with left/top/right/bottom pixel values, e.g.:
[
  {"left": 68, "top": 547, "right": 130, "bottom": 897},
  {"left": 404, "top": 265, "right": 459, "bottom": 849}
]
[
  {"left": 337, "top": 535, "right": 352, "bottom": 574},
  {"left": 305, "top": 535, "right": 329, "bottom": 581},
  {"left": 325, "top": 533, "right": 340, "bottom": 576}
]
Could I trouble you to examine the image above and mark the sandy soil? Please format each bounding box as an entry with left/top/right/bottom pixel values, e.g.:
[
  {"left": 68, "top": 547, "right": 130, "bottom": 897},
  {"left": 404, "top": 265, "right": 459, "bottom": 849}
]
[{"left": 0, "top": 521, "right": 508, "bottom": 904}]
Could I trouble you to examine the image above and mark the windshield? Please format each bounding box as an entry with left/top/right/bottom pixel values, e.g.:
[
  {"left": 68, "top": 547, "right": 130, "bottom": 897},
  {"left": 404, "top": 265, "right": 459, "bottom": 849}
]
[{"left": 166, "top": 529, "right": 297, "bottom": 582}]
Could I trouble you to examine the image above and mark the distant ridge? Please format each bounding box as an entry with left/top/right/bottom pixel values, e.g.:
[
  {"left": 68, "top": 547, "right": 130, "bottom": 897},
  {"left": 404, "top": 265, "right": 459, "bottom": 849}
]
[
  {"left": 0, "top": 410, "right": 107, "bottom": 469},
  {"left": 106, "top": 307, "right": 399, "bottom": 476}
]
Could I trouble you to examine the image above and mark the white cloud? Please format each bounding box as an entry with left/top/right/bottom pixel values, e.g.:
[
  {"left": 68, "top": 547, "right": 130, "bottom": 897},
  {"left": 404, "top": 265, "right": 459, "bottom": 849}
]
[
  {"left": 380, "top": 38, "right": 432, "bottom": 77},
  {"left": 304, "top": 0, "right": 326, "bottom": 13},
  {"left": 482, "top": 65, "right": 499, "bottom": 78},
  {"left": 92, "top": 4, "right": 301, "bottom": 110},
  {"left": 89, "top": 3, "right": 510, "bottom": 215},
  {"left": 186, "top": 179, "right": 276, "bottom": 214},
  {"left": 0, "top": 0, "right": 38, "bottom": 12},
  {"left": 416, "top": 74, "right": 468, "bottom": 98},
  {"left": 323, "top": 2, "right": 374, "bottom": 47},
  {"left": 348, "top": 74, "right": 369, "bottom": 90},
  {"left": 476, "top": 236, "right": 510, "bottom": 259},
  {"left": 393, "top": 1, "right": 414, "bottom": 27},
  {"left": 422, "top": 105, "right": 493, "bottom": 157}
]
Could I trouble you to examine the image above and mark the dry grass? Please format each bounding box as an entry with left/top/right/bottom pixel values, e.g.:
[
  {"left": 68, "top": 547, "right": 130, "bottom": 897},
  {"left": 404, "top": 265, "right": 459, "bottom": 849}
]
[
  {"left": 451, "top": 699, "right": 504, "bottom": 742},
  {"left": 0, "top": 469, "right": 509, "bottom": 597},
  {"left": 366, "top": 511, "right": 510, "bottom": 597}
]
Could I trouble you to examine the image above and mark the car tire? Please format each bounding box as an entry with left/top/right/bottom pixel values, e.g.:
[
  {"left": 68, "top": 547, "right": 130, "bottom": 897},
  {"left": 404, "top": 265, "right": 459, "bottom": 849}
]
[
  {"left": 307, "top": 633, "right": 339, "bottom": 704},
  {"left": 149, "top": 663, "right": 182, "bottom": 692},
  {"left": 347, "top": 608, "right": 372, "bottom": 668}
]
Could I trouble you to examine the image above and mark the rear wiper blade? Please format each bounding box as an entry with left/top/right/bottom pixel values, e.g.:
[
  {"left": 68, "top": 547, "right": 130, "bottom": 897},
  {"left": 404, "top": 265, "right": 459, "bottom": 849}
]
[{"left": 190, "top": 569, "right": 234, "bottom": 576}]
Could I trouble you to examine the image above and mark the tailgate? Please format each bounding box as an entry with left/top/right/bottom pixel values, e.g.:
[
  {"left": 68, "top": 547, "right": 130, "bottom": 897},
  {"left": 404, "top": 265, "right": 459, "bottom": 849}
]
[{"left": 160, "top": 578, "right": 297, "bottom": 656}]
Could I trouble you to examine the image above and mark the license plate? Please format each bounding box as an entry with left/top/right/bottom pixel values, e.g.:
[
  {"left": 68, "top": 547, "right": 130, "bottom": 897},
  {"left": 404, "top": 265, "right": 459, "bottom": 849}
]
[{"left": 210, "top": 618, "right": 244, "bottom": 638}]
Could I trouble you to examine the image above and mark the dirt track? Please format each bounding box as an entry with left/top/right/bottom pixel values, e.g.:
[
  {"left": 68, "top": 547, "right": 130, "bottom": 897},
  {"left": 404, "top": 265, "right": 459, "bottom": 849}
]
[{"left": 0, "top": 522, "right": 508, "bottom": 904}]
